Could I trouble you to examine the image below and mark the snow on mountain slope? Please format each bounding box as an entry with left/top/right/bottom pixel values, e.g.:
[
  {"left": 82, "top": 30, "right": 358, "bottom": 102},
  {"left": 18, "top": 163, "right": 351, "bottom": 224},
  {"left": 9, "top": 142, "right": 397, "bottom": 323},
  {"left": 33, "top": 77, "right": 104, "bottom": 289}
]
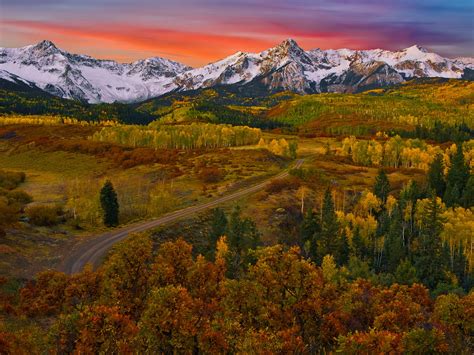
[
  {"left": 173, "top": 39, "right": 472, "bottom": 95},
  {"left": 0, "top": 40, "right": 190, "bottom": 103},
  {"left": 1, "top": 39, "right": 472, "bottom": 103},
  {"left": 0, "top": 69, "right": 35, "bottom": 86}
]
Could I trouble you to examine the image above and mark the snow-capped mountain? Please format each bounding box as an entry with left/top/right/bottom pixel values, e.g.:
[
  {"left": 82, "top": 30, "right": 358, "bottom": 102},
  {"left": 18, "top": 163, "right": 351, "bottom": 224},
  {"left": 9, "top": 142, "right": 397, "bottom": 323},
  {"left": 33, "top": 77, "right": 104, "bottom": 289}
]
[
  {"left": 174, "top": 39, "right": 472, "bottom": 95},
  {"left": 0, "top": 39, "right": 472, "bottom": 103},
  {"left": 0, "top": 40, "right": 190, "bottom": 103}
]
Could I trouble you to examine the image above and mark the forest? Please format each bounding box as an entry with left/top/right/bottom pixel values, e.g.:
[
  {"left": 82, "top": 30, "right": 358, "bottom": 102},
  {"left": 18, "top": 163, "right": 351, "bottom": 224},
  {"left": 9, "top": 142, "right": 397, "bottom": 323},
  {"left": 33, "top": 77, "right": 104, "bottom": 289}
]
[
  {"left": 0, "top": 78, "right": 473, "bottom": 353},
  {"left": 91, "top": 123, "right": 262, "bottom": 150},
  {"left": 1, "top": 132, "right": 473, "bottom": 353},
  {"left": 2, "top": 80, "right": 473, "bottom": 140},
  {"left": 339, "top": 135, "right": 474, "bottom": 171}
]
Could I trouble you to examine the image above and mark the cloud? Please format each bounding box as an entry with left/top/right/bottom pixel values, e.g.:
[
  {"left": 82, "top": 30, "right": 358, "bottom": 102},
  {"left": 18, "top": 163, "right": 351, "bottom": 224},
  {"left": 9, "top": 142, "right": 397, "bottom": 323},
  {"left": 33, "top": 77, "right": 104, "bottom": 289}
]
[{"left": 1, "top": 0, "right": 472, "bottom": 63}]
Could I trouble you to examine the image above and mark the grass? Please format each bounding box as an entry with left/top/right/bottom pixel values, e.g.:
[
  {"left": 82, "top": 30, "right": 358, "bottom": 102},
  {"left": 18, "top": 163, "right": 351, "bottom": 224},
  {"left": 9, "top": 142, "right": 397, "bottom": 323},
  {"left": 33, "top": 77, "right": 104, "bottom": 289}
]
[{"left": 0, "top": 122, "right": 287, "bottom": 278}]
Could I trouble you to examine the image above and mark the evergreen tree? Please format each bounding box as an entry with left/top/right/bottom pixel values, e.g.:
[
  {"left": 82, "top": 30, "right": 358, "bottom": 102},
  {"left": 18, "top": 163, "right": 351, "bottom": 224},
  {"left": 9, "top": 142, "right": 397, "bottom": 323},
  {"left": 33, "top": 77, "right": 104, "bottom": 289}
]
[
  {"left": 427, "top": 153, "right": 446, "bottom": 197},
  {"left": 227, "top": 206, "right": 260, "bottom": 277},
  {"left": 452, "top": 243, "right": 467, "bottom": 289},
  {"left": 414, "top": 192, "right": 447, "bottom": 289},
  {"left": 100, "top": 180, "right": 119, "bottom": 227},
  {"left": 208, "top": 208, "right": 228, "bottom": 259},
  {"left": 373, "top": 169, "right": 390, "bottom": 205},
  {"left": 399, "top": 180, "right": 423, "bottom": 248},
  {"left": 209, "top": 208, "right": 227, "bottom": 247},
  {"left": 300, "top": 210, "right": 320, "bottom": 247},
  {"left": 337, "top": 231, "right": 350, "bottom": 266},
  {"left": 376, "top": 210, "right": 390, "bottom": 237},
  {"left": 351, "top": 226, "right": 368, "bottom": 260},
  {"left": 444, "top": 143, "right": 469, "bottom": 207},
  {"left": 313, "top": 188, "right": 340, "bottom": 263},
  {"left": 443, "top": 183, "right": 460, "bottom": 208},
  {"left": 461, "top": 175, "right": 474, "bottom": 208},
  {"left": 383, "top": 205, "right": 406, "bottom": 273}
]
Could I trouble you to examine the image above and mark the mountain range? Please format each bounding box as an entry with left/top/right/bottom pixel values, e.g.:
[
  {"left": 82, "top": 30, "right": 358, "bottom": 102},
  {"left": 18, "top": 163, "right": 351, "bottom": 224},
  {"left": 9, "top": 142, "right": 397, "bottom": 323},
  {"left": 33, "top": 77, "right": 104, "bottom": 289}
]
[{"left": 1, "top": 39, "right": 472, "bottom": 104}]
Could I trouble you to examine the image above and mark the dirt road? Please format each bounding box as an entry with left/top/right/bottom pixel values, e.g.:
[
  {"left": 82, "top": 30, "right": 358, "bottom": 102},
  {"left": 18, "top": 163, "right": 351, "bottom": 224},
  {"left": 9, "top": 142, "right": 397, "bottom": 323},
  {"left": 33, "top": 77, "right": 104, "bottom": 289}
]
[{"left": 60, "top": 159, "right": 304, "bottom": 274}]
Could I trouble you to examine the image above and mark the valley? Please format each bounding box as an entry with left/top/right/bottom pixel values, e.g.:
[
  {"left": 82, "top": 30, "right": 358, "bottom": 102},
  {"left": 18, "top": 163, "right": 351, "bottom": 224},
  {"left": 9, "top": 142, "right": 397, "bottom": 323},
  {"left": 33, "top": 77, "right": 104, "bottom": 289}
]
[
  {"left": 2, "top": 0, "right": 474, "bottom": 350},
  {"left": 0, "top": 65, "right": 473, "bottom": 353}
]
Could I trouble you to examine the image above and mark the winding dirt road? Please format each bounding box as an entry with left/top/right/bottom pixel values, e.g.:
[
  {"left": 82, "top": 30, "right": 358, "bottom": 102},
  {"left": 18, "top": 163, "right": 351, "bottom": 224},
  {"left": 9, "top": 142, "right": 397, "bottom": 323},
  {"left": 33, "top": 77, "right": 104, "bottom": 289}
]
[{"left": 60, "top": 159, "right": 304, "bottom": 274}]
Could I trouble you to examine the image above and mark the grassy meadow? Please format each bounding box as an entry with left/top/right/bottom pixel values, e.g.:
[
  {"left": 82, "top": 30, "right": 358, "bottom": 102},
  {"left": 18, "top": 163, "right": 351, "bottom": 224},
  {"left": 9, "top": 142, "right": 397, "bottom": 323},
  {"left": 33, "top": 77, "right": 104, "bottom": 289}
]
[{"left": 0, "top": 122, "right": 287, "bottom": 277}]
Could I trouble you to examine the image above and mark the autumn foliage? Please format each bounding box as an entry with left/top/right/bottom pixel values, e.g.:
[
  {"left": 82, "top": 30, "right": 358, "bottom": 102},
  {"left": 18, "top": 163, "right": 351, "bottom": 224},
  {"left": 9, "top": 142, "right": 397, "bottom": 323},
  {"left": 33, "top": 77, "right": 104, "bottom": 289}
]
[{"left": 1, "top": 235, "right": 472, "bottom": 353}]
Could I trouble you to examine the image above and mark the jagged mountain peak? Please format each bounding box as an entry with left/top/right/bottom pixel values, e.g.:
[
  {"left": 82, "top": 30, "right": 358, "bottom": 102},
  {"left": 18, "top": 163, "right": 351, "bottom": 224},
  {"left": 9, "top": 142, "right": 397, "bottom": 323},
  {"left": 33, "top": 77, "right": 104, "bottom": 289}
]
[
  {"left": 29, "top": 40, "right": 62, "bottom": 56},
  {"left": 0, "top": 39, "right": 472, "bottom": 103},
  {"left": 403, "top": 44, "right": 429, "bottom": 54},
  {"left": 268, "top": 38, "right": 306, "bottom": 58},
  {"left": 0, "top": 40, "right": 192, "bottom": 103},
  {"left": 277, "top": 38, "right": 300, "bottom": 49},
  {"left": 34, "top": 39, "right": 58, "bottom": 49}
]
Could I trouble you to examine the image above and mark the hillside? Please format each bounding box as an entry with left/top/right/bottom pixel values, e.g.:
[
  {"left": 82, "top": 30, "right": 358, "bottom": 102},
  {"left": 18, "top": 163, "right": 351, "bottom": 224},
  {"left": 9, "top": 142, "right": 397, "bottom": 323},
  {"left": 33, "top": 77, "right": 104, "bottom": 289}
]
[
  {"left": 138, "top": 79, "right": 474, "bottom": 138},
  {"left": 2, "top": 79, "right": 473, "bottom": 140},
  {"left": 267, "top": 79, "right": 474, "bottom": 136}
]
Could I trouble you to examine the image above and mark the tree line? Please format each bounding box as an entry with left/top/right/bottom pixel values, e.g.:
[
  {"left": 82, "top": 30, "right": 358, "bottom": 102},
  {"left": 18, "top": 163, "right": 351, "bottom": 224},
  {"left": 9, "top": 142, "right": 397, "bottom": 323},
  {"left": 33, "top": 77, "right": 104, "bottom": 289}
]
[
  {"left": 91, "top": 123, "right": 262, "bottom": 150},
  {"left": 0, "top": 89, "right": 155, "bottom": 124},
  {"left": 340, "top": 135, "right": 474, "bottom": 171}
]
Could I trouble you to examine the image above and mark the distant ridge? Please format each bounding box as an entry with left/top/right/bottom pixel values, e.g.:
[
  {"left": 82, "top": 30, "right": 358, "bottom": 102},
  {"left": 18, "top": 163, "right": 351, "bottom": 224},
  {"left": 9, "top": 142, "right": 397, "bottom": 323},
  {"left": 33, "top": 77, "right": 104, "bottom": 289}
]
[{"left": 1, "top": 39, "right": 472, "bottom": 103}]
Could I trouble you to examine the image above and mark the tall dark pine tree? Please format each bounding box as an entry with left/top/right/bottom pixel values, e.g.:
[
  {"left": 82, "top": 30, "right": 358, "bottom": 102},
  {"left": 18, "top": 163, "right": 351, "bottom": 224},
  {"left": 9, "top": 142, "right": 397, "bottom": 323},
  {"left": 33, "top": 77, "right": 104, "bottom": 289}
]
[
  {"left": 414, "top": 192, "right": 447, "bottom": 289},
  {"left": 383, "top": 204, "right": 406, "bottom": 273},
  {"left": 351, "top": 226, "right": 368, "bottom": 261},
  {"left": 444, "top": 143, "right": 470, "bottom": 207},
  {"left": 300, "top": 210, "right": 320, "bottom": 247},
  {"left": 338, "top": 229, "right": 350, "bottom": 266},
  {"left": 313, "top": 188, "right": 340, "bottom": 264},
  {"left": 227, "top": 206, "right": 260, "bottom": 277},
  {"left": 427, "top": 153, "right": 446, "bottom": 197},
  {"left": 461, "top": 175, "right": 474, "bottom": 208},
  {"left": 100, "top": 180, "right": 119, "bottom": 227},
  {"left": 373, "top": 169, "right": 390, "bottom": 205},
  {"left": 209, "top": 208, "right": 228, "bottom": 246}
]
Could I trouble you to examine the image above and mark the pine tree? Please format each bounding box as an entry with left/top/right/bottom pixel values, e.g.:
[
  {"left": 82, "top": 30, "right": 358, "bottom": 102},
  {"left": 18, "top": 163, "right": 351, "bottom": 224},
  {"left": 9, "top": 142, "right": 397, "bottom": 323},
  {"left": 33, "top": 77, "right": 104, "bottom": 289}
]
[
  {"left": 414, "top": 192, "right": 447, "bottom": 289},
  {"left": 443, "top": 183, "right": 460, "bottom": 208},
  {"left": 383, "top": 205, "right": 406, "bottom": 273},
  {"left": 427, "top": 153, "right": 446, "bottom": 197},
  {"left": 444, "top": 143, "right": 469, "bottom": 207},
  {"left": 452, "top": 242, "right": 467, "bottom": 288},
  {"left": 227, "top": 206, "right": 260, "bottom": 277},
  {"left": 337, "top": 231, "right": 350, "bottom": 266},
  {"left": 209, "top": 208, "right": 227, "bottom": 247},
  {"left": 373, "top": 169, "right": 390, "bottom": 205},
  {"left": 100, "top": 180, "right": 119, "bottom": 227},
  {"left": 461, "top": 175, "right": 474, "bottom": 208},
  {"left": 207, "top": 208, "right": 228, "bottom": 259},
  {"left": 313, "top": 188, "right": 340, "bottom": 263},
  {"left": 300, "top": 210, "right": 320, "bottom": 245},
  {"left": 351, "top": 226, "right": 368, "bottom": 260}
]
